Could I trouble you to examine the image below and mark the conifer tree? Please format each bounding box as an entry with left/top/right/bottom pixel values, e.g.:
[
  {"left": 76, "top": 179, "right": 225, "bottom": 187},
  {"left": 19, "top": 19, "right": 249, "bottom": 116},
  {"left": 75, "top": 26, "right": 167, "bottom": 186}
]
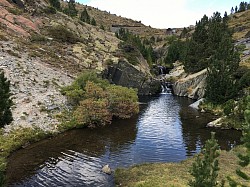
[
  {"left": 64, "top": 0, "right": 78, "bottom": 17},
  {"left": 90, "top": 18, "right": 97, "bottom": 26},
  {"left": 235, "top": 6, "right": 238, "bottom": 12},
  {"left": 0, "top": 71, "right": 13, "bottom": 128},
  {"left": 231, "top": 7, "right": 234, "bottom": 14},
  {"left": 205, "top": 16, "right": 240, "bottom": 104},
  {"left": 49, "top": 0, "right": 61, "bottom": 10},
  {"left": 239, "top": 2, "right": 247, "bottom": 12},
  {"left": 184, "top": 15, "right": 209, "bottom": 73},
  {"left": 189, "top": 132, "right": 220, "bottom": 187},
  {"left": 228, "top": 96, "right": 250, "bottom": 186},
  {"left": 80, "top": 8, "right": 90, "bottom": 24},
  {"left": 100, "top": 24, "right": 105, "bottom": 30}
]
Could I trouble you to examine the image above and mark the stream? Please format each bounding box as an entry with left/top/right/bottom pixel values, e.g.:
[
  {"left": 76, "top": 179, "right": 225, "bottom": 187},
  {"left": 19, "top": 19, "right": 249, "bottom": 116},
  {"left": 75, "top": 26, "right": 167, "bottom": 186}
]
[{"left": 6, "top": 94, "right": 242, "bottom": 187}]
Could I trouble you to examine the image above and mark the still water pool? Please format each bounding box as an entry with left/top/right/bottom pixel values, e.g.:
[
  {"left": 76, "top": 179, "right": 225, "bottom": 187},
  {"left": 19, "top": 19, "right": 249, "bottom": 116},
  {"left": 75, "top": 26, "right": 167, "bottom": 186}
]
[{"left": 6, "top": 94, "right": 241, "bottom": 186}]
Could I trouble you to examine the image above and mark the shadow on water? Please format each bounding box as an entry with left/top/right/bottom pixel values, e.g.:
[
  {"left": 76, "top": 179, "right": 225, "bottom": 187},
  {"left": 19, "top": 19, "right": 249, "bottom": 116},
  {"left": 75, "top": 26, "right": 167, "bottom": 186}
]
[{"left": 6, "top": 94, "right": 242, "bottom": 187}]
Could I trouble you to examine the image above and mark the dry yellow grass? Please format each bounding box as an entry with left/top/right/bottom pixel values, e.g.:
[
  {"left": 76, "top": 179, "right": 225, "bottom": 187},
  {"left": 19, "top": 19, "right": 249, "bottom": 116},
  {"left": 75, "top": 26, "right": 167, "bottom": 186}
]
[{"left": 229, "top": 10, "right": 250, "bottom": 40}]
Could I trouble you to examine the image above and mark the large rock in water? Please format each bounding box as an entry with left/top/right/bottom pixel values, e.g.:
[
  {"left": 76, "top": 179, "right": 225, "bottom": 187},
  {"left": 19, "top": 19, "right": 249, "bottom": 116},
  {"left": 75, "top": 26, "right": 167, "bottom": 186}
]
[
  {"left": 103, "top": 59, "right": 161, "bottom": 95},
  {"left": 172, "top": 69, "right": 207, "bottom": 99}
]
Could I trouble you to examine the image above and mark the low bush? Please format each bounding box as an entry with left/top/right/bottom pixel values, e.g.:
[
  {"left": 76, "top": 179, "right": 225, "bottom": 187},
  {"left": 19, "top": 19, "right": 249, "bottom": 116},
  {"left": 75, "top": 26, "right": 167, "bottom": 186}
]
[
  {"left": 61, "top": 71, "right": 139, "bottom": 127},
  {"left": 47, "top": 25, "right": 82, "bottom": 44}
]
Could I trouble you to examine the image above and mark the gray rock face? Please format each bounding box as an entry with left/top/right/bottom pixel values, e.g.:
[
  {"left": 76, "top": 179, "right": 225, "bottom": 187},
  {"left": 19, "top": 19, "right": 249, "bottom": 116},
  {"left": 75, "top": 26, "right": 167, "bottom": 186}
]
[
  {"left": 172, "top": 69, "right": 207, "bottom": 100},
  {"left": 104, "top": 59, "right": 161, "bottom": 95}
]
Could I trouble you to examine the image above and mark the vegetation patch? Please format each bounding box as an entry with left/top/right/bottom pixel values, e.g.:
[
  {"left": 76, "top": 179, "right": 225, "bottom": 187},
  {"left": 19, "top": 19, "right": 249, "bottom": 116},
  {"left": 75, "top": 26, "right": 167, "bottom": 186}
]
[
  {"left": 61, "top": 71, "right": 139, "bottom": 129},
  {"left": 47, "top": 25, "right": 83, "bottom": 44},
  {"left": 115, "top": 147, "right": 249, "bottom": 187},
  {"left": 0, "top": 128, "right": 51, "bottom": 185}
]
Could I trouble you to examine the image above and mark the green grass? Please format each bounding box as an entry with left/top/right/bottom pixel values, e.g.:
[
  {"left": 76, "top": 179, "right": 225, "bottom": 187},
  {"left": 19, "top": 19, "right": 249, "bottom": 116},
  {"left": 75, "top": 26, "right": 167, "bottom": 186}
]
[{"left": 115, "top": 147, "right": 250, "bottom": 187}]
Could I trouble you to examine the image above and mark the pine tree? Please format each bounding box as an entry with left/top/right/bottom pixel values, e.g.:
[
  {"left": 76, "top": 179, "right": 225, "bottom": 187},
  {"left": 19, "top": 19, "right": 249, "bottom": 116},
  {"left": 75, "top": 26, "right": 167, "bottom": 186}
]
[
  {"left": 0, "top": 71, "right": 13, "bottom": 128},
  {"left": 100, "top": 24, "right": 105, "bottom": 30},
  {"left": 49, "top": 0, "right": 61, "bottom": 10},
  {"left": 228, "top": 96, "right": 250, "bottom": 186},
  {"left": 205, "top": 21, "right": 240, "bottom": 104},
  {"left": 239, "top": 2, "right": 247, "bottom": 12},
  {"left": 80, "top": 8, "right": 90, "bottom": 24},
  {"left": 235, "top": 6, "right": 238, "bottom": 12},
  {"left": 64, "top": 0, "right": 78, "bottom": 17},
  {"left": 189, "top": 132, "right": 220, "bottom": 187},
  {"left": 184, "top": 15, "right": 209, "bottom": 73},
  {"left": 90, "top": 18, "right": 96, "bottom": 26},
  {"left": 231, "top": 7, "right": 234, "bottom": 14}
]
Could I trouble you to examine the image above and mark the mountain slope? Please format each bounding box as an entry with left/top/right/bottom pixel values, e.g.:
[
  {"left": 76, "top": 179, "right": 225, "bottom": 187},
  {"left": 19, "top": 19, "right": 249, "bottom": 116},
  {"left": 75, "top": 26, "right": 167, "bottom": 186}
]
[{"left": 0, "top": 0, "right": 156, "bottom": 132}]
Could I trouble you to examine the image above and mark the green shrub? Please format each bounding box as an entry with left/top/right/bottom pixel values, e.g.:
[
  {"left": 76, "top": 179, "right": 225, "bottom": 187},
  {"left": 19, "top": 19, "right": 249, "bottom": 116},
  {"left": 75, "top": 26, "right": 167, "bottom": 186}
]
[
  {"left": 47, "top": 25, "right": 82, "bottom": 44},
  {"left": 74, "top": 98, "right": 112, "bottom": 126},
  {"left": 107, "top": 85, "right": 139, "bottom": 118},
  {"left": 223, "top": 99, "right": 235, "bottom": 116},
  {"left": 62, "top": 71, "right": 139, "bottom": 127},
  {"left": 189, "top": 132, "right": 220, "bottom": 187},
  {"left": 239, "top": 70, "right": 250, "bottom": 89},
  {"left": 42, "top": 6, "right": 57, "bottom": 14},
  {"left": 0, "top": 72, "right": 13, "bottom": 128},
  {"left": 30, "top": 34, "right": 47, "bottom": 42}
]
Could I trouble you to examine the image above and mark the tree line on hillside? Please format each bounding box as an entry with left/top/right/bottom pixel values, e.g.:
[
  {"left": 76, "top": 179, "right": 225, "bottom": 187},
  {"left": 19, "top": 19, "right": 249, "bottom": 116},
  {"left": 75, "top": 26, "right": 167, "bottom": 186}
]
[
  {"left": 48, "top": 0, "right": 101, "bottom": 28},
  {"left": 231, "top": 1, "right": 250, "bottom": 14},
  {"left": 115, "top": 28, "right": 156, "bottom": 66},
  {"left": 165, "top": 12, "right": 244, "bottom": 104}
]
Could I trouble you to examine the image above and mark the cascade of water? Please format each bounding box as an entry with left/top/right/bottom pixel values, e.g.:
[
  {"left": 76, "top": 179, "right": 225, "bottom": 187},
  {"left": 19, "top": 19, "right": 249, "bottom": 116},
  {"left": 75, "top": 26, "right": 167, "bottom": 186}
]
[
  {"left": 158, "top": 66, "right": 172, "bottom": 94},
  {"left": 161, "top": 81, "right": 172, "bottom": 94}
]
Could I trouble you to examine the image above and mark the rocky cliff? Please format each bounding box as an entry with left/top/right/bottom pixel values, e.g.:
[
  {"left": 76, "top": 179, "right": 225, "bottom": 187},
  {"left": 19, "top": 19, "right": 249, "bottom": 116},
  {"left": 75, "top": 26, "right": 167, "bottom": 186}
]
[
  {"left": 104, "top": 59, "right": 161, "bottom": 95},
  {"left": 166, "top": 65, "right": 207, "bottom": 100}
]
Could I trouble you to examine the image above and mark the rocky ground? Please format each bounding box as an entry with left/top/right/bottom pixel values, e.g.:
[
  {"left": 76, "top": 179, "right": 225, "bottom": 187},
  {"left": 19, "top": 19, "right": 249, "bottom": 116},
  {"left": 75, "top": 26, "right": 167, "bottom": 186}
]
[{"left": 0, "top": 40, "right": 73, "bottom": 133}]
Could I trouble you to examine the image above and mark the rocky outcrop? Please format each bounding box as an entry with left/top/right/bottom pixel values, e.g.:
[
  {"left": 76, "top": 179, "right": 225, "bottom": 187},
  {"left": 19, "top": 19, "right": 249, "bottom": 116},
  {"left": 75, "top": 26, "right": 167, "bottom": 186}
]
[
  {"left": 103, "top": 59, "right": 161, "bottom": 95},
  {"left": 0, "top": 0, "right": 40, "bottom": 37},
  {"left": 172, "top": 69, "right": 207, "bottom": 100}
]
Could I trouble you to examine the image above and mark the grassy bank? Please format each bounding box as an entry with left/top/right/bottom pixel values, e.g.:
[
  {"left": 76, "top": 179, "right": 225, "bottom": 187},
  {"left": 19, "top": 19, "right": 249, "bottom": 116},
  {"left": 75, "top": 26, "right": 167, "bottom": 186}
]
[
  {"left": 0, "top": 128, "right": 51, "bottom": 186},
  {"left": 115, "top": 147, "right": 250, "bottom": 187}
]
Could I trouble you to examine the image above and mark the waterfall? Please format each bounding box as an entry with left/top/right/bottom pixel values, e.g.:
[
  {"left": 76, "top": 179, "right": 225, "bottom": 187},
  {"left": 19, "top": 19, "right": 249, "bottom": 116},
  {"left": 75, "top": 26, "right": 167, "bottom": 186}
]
[
  {"left": 158, "top": 66, "right": 172, "bottom": 94},
  {"left": 161, "top": 81, "right": 172, "bottom": 94}
]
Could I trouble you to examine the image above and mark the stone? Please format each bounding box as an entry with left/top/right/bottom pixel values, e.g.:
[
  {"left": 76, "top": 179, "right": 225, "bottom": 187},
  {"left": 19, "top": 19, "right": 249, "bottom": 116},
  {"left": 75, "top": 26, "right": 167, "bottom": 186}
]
[
  {"left": 172, "top": 69, "right": 207, "bottom": 100},
  {"left": 207, "top": 118, "right": 223, "bottom": 128},
  {"left": 189, "top": 98, "right": 205, "bottom": 110},
  {"left": 102, "top": 164, "right": 112, "bottom": 175}
]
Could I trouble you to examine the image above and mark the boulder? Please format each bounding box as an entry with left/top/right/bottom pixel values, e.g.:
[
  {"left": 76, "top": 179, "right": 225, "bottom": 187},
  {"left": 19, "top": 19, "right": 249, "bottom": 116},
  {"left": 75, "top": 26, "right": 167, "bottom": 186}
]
[
  {"left": 103, "top": 59, "right": 161, "bottom": 95},
  {"left": 189, "top": 98, "right": 205, "bottom": 110},
  {"left": 102, "top": 164, "right": 112, "bottom": 175},
  {"left": 207, "top": 118, "right": 223, "bottom": 128},
  {"left": 172, "top": 69, "right": 207, "bottom": 99}
]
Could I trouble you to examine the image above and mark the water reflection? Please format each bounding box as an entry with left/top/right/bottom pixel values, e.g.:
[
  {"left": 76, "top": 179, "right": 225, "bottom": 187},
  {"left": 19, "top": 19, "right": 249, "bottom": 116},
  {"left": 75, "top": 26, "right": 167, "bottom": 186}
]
[{"left": 6, "top": 94, "right": 242, "bottom": 187}]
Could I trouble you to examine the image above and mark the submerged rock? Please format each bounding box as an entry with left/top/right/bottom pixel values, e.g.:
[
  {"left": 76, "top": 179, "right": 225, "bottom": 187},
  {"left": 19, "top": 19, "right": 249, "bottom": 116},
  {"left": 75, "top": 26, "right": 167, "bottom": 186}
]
[{"left": 102, "top": 164, "right": 112, "bottom": 175}]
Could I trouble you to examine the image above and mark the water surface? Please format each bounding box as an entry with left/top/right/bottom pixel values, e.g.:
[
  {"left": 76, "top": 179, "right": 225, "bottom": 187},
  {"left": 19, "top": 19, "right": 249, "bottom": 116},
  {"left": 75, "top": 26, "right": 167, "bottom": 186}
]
[{"left": 6, "top": 94, "right": 242, "bottom": 186}]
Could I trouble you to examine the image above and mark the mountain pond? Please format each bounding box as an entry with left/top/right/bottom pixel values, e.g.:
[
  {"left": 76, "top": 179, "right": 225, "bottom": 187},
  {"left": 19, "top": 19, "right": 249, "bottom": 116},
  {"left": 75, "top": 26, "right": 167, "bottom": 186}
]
[{"left": 6, "top": 93, "right": 242, "bottom": 186}]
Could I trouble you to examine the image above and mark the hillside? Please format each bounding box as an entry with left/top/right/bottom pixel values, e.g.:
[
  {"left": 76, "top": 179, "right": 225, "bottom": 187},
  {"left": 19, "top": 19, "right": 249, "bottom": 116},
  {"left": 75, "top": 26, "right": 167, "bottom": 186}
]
[
  {"left": 72, "top": 2, "right": 167, "bottom": 39},
  {"left": 0, "top": 0, "right": 161, "bottom": 132}
]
